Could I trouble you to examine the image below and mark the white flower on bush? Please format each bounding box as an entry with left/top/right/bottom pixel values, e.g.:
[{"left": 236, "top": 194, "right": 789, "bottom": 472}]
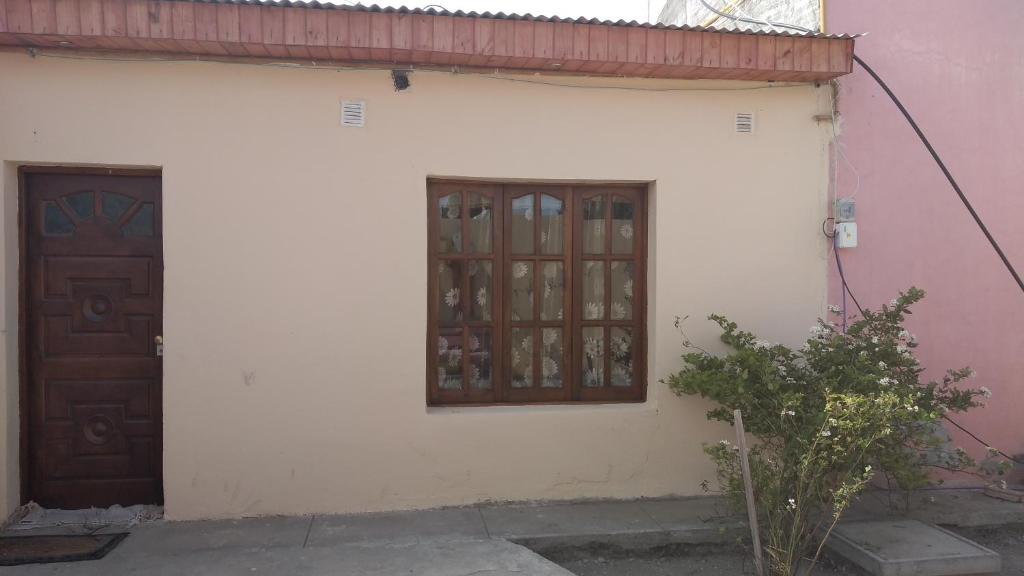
[
  {"left": 878, "top": 377, "right": 893, "bottom": 387},
  {"left": 828, "top": 304, "right": 842, "bottom": 314},
  {"left": 787, "top": 498, "right": 797, "bottom": 510},
  {"left": 890, "top": 298, "right": 899, "bottom": 307},
  {"left": 878, "top": 361, "right": 887, "bottom": 369},
  {"left": 820, "top": 429, "right": 832, "bottom": 437},
  {"left": 780, "top": 409, "right": 795, "bottom": 417},
  {"left": 871, "top": 336, "right": 879, "bottom": 344},
  {"left": 980, "top": 386, "right": 993, "bottom": 399},
  {"left": 754, "top": 339, "right": 772, "bottom": 350}
]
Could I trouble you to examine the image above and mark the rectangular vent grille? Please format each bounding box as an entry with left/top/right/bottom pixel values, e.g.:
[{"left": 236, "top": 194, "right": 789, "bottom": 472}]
[
  {"left": 735, "top": 112, "right": 755, "bottom": 134},
  {"left": 341, "top": 101, "right": 365, "bottom": 127}
]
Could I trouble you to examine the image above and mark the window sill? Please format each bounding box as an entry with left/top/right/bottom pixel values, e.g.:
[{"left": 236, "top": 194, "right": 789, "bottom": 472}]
[{"left": 425, "top": 398, "right": 653, "bottom": 415}]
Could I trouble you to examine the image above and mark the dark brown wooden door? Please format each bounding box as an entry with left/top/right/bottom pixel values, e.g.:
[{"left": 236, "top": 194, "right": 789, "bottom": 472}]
[{"left": 25, "top": 171, "right": 163, "bottom": 509}]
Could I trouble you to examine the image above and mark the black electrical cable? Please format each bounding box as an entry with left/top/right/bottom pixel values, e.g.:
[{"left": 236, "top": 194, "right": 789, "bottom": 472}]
[
  {"left": 832, "top": 237, "right": 866, "bottom": 317},
  {"left": 853, "top": 54, "right": 1024, "bottom": 296},
  {"left": 837, "top": 235, "right": 1022, "bottom": 466}
]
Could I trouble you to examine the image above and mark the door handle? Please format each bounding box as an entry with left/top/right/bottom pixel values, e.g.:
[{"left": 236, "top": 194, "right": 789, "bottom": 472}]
[{"left": 155, "top": 335, "right": 163, "bottom": 357}]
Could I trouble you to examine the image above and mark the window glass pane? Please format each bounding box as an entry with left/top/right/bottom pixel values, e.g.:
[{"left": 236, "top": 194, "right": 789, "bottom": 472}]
[
  {"left": 540, "top": 262, "right": 564, "bottom": 321},
  {"left": 437, "top": 260, "right": 463, "bottom": 323},
  {"left": 610, "top": 327, "right": 633, "bottom": 387},
  {"left": 438, "top": 193, "right": 462, "bottom": 253},
  {"left": 510, "top": 327, "right": 533, "bottom": 388},
  {"left": 582, "top": 261, "right": 605, "bottom": 320},
  {"left": 468, "top": 260, "right": 492, "bottom": 321},
  {"left": 610, "top": 261, "right": 634, "bottom": 321},
  {"left": 541, "top": 328, "right": 563, "bottom": 389},
  {"left": 64, "top": 192, "right": 94, "bottom": 220},
  {"left": 123, "top": 203, "right": 155, "bottom": 237},
  {"left": 43, "top": 202, "right": 75, "bottom": 236},
  {"left": 582, "top": 195, "right": 605, "bottom": 254},
  {"left": 101, "top": 191, "right": 135, "bottom": 222},
  {"left": 469, "top": 329, "right": 493, "bottom": 390},
  {"left": 467, "top": 193, "right": 493, "bottom": 254},
  {"left": 611, "top": 196, "right": 635, "bottom": 254},
  {"left": 510, "top": 194, "right": 534, "bottom": 254},
  {"left": 581, "top": 327, "right": 605, "bottom": 387},
  {"left": 438, "top": 330, "right": 464, "bottom": 390},
  {"left": 539, "top": 194, "right": 564, "bottom": 255},
  {"left": 510, "top": 261, "right": 534, "bottom": 322}
]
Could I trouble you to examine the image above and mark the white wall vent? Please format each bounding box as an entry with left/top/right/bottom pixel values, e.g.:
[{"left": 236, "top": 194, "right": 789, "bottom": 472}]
[
  {"left": 735, "top": 112, "right": 755, "bottom": 134},
  {"left": 341, "top": 101, "right": 365, "bottom": 127}
]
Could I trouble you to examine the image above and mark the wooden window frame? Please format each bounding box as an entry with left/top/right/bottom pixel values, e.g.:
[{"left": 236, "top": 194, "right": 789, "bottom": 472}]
[{"left": 427, "top": 180, "right": 647, "bottom": 406}]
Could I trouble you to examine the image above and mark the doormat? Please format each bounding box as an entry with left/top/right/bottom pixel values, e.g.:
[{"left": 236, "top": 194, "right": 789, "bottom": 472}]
[{"left": 0, "top": 533, "right": 128, "bottom": 566}]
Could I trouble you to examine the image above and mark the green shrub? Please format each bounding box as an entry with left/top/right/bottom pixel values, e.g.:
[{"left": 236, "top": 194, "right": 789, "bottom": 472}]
[{"left": 664, "top": 288, "right": 997, "bottom": 575}]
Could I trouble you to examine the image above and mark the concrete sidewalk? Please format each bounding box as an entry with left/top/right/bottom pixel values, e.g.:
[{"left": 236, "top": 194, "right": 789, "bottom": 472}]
[{"left": 3, "top": 490, "right": 1022, "bottom": 575}]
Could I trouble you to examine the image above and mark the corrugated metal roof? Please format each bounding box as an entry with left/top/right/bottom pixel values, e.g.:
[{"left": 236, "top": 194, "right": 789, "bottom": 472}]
[{"left": 178, "top": 0, "right": 858, "bottom": 39}]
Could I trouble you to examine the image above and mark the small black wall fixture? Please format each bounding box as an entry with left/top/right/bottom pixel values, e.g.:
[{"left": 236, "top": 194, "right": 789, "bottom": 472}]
[{"left": 392, "top": 70, "right": 411, "bottom": 92}]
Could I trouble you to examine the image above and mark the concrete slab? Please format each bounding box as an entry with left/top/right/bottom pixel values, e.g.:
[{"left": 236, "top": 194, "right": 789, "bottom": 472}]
[
  {"left": 826, "top": 519, "right": 1002, "bottom": 576},
  {"left": 306, "top": 507, "right": 488, "bottom": 547},
  {"left": 481, "top": 500, "right": 660, "bottom": 539},
  {"left": 119, "top": 516, "right": 312, "bottom": 554},
  {"left": 3, "top": 535, "right": 572, "bottom": 576}
]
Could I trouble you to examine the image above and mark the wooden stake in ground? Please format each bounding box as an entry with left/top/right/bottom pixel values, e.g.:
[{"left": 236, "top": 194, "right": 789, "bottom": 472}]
[{"left": 735, "top": 409, "right": 765, "bottom": 576}]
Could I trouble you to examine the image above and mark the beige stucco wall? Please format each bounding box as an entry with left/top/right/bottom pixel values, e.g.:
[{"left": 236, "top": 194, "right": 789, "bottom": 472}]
[{"left": 0, "top": 50, "right": 832, "bottom": 520}]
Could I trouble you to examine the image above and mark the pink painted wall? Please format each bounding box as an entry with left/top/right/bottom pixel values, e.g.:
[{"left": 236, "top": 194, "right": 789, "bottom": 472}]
[{"left": 827, "top": 0, "right": 1024, "bottom": 481}]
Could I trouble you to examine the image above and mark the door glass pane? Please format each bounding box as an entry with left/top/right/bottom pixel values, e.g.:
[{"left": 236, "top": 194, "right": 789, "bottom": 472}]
[
  {"left": 64, "top": 192, "right": 94, "bottom": 220},
  {"left": 43, "top": 202, "right": 74, "bottom": 236},
  {"left": 438, "top": 330, "right": 464, "bottom": 390},
  {"left": 510, "top": 327, "right": 533, "bottom": 388},
  {"left": 612, "top": 196, "right": 635, "bottom": 254},
  {"left": 469, "top": 329, "right": 492, "bottom": 390},
  {"left": 437, "top": 260, "right": 463, "bottom": 323},
  {"left": 101, "top": 191, "right": 135, "bottom": 222},
  {"left": 438, "top": 193, "right": 462, "bottom": 253},
  {"left": 510, "top": 261, "right": 533, "bottom": 322},
  {"left": 610, "top": 261, "right": 634, "bottom": 321},
  {"left": 541, "top": 328, "right": 563, "bottom": 389},
  {"left": 467, "top": 193, "right": 493, "bottom": 254},
  {"left": 582, "top": 261, "right": 605, "bottom": 320},
  {"left": 610, "top": 327, "right": 633, "bottom": 387},
  {"left": 582, "top": 195, "right": 606, "bottom": 254},
  {"left": 539, "top": 194, "right": 564, "bottom": 255},
  {"left": 123, "top": 203, "right": 155, "bottom": 237},
  {"left": 540, "top": 262, "right": 564, "bottom": 321},
  {"left": 468, "top": 260, "right": 492, "bottom": 321},
  {"left": 581, "top": 327, "right": 605, "bottom": 387},
  {"left": 510, "top": 194, "right": 534, "bottom": 254}
]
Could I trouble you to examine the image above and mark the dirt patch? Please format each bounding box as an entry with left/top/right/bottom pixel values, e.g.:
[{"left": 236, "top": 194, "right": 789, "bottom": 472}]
[
  {"left": 543, "top": 542, "right": 864, "bottom": 575},
  {"left": 549, "top": 526, "right": 1024, "bottom": 575},
  {"left": 948, "top": 523, "right": 1024, "bottom": 576}
]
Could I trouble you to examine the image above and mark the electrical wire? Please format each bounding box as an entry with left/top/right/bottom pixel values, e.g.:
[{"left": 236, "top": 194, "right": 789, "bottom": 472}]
[
  {"left": 27, "top": 49, "right": 811, "bottom": 93},
  {"left": 832, "top": 235, "right": 865, "bottom": 317},
  {"left": 698, "top": 0, "right": 814, "bottom": 34},
  {"left": 852, "top": 54, "right": 1024, "bottom": 296},
  {"left": 944, "top": 416, "right": 1024, "bottom": 466}
]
